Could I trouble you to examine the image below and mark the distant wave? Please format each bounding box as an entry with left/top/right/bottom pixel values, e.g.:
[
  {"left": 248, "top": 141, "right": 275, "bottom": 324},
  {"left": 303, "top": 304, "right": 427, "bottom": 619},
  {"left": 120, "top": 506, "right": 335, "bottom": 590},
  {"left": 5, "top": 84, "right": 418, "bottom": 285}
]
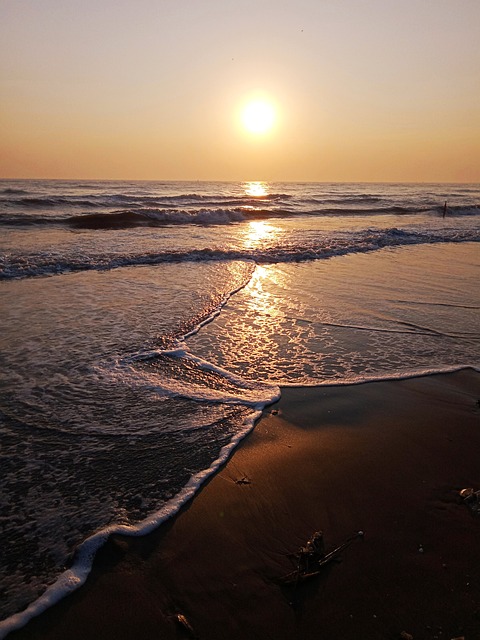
[
  {"left": 1, "top": 188, "right": 29, "bottom": 195},
  {"left": 2, "top": 228, "right": 478, "bottom": 280},
  {"left": 446, "top": 204, "right": 480, "bottom": 216},
  {"left": 9, "top": 197, "right": 99, "bottom": 209},
  {"left": 306, "top": 195, "right": 383, "bottom": 204},
  {"left": 1, "top": 191, "right": 293, "bottom": 212},
  {"left": 2, "top": 202, "right": 479, "bottom": 229},
  {"left": 0, "top": 207, "right": 295, "bottom": 229},
  {"left": 1, "top": 180, "right": 478, "bottom": 225},
  {"left": 66, "top": 208, "right": 249, "bottom": 228},
  {"left": 315, "top": 205, "right": 428, "bottom": 215}
]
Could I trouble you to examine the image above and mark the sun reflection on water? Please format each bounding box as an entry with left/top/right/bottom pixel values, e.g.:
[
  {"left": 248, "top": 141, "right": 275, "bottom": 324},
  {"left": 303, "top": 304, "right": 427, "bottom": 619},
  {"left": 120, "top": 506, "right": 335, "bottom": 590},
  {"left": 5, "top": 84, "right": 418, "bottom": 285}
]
[
  {"left": 246, "top": 265, "right": 282, "bottom": 318},
  {"left": 244, "top": 181, "right": 268, "bottom": 198},
  {"left": 224, "top": 264, "right": 285, "bottom": 376},
  {"left": 242, "top": 220, "right": 279, "bottom": 250}
]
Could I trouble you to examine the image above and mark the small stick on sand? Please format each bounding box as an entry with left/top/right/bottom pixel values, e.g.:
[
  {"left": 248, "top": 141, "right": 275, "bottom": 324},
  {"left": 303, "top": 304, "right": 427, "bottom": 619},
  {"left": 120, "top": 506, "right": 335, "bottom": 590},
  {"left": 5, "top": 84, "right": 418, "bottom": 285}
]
[{"left": 173, "top": 612, "right": 197, "bottom": 638}]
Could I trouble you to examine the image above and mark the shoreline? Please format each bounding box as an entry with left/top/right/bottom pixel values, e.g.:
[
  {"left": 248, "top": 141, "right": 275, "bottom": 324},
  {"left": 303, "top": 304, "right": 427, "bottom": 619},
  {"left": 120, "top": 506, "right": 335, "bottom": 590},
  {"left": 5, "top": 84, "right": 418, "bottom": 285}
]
[{"left": 6, "top": 368, "right": 480, "bottom": 640}]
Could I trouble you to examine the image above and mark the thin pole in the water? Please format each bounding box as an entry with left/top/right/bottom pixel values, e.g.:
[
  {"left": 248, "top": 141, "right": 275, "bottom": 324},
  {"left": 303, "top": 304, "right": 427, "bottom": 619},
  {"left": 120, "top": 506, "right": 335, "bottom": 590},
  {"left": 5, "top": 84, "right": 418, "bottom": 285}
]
[{"left": 443, "top": 201, "right": 447, "bottom": 218}]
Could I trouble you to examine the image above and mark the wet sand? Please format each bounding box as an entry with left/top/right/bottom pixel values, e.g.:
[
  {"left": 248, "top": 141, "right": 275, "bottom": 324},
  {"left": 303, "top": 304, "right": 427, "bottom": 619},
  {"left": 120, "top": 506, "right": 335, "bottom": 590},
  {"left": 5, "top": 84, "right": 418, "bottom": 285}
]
[{"left": 8, "top": 369, "right": 480, "bottom": 640}]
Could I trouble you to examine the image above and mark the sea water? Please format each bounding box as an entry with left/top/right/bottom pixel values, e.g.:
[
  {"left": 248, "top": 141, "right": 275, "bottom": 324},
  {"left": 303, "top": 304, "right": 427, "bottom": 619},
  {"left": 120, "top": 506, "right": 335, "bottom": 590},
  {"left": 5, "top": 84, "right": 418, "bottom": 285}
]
[{"left": 0, "top": 181, "right": 479, "bottom": 635}]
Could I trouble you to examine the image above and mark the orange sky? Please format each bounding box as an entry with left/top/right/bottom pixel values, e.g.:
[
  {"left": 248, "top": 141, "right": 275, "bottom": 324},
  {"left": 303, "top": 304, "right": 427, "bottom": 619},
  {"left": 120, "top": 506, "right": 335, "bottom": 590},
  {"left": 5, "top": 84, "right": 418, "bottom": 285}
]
[{"left": 1, "top": 0, "right": 479, "bottom": 182}]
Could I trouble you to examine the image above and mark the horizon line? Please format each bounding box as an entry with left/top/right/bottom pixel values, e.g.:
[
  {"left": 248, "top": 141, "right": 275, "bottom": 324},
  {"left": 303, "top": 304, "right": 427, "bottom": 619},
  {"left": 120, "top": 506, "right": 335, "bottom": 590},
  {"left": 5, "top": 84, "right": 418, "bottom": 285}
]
[{"left": 0, "top": 177, "right": 478, "bottom": 185}]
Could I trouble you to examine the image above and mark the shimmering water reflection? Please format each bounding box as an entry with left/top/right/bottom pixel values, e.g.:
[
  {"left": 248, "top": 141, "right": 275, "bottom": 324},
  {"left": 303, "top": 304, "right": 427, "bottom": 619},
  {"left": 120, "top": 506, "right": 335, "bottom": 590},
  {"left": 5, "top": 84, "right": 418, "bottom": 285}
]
[
  {"left": 243, "top": 181, "right": 268, "bottom": 197},
  {"left": 187, "top": 243, "right": 480, "bottom": 385}
]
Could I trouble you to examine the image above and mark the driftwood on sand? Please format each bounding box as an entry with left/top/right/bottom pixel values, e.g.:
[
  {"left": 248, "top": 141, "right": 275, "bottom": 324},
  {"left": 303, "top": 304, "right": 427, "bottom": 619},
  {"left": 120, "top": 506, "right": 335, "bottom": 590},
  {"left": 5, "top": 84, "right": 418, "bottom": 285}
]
[{"left": 277, "top": 530, "right": 364, "bottom": 586}]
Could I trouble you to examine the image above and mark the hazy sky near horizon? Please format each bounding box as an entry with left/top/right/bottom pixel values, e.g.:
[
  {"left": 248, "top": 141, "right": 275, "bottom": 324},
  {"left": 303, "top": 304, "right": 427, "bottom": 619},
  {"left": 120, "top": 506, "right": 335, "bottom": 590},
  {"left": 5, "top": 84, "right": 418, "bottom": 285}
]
[{"left": 1, "top": 0, "right": 479, "bottom": 182}]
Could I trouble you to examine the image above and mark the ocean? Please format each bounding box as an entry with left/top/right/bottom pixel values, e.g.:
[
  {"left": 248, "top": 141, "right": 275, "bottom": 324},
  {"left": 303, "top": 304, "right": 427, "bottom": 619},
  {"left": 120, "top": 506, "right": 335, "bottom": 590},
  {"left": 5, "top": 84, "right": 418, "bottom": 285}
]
[{"left": 0, "top": 180, "right": 479, "bottom": 635}]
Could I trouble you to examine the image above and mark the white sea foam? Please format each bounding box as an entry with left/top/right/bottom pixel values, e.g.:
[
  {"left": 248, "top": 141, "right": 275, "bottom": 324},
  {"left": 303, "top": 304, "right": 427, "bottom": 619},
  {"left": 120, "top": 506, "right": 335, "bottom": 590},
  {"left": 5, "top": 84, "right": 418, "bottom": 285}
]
[
  {"left": 139, "top": 207, "right": 248, "bottom": 224},
  {"left": 281, "top": 364, "right": 480, "bottom": 387},
  {"left": 122, "top": 350, "right": 280, "bottom": 407}
]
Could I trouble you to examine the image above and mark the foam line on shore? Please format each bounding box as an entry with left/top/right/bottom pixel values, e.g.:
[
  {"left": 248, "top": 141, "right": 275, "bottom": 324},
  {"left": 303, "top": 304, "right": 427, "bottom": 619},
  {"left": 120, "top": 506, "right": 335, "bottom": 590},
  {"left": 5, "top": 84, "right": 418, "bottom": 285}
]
[{"left": 281, "top": 364, "right": 480, "bottom": 388}]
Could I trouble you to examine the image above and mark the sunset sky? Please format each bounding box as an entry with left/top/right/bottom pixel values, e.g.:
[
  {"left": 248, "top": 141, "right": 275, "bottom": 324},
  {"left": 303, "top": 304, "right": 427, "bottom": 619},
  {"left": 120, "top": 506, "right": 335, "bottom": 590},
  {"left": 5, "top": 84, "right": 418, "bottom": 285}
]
[{"left": 1, "top": 0, "right": 479, "bottom": 182}]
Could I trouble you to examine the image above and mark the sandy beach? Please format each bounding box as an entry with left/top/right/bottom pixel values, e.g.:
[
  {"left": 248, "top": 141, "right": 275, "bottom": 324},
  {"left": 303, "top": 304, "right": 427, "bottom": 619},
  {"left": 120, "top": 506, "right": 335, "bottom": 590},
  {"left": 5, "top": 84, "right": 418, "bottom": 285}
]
[{"left": 7, "top": 369, "right": 480, "bottom": 640}]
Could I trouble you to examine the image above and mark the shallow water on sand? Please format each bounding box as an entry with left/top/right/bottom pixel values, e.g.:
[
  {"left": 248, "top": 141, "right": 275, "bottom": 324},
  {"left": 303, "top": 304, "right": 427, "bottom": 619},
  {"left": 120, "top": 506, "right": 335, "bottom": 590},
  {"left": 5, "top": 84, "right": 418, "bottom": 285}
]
[
  {"left": 188, "top": 243, "right": 480, "bottom": 384},
  {"left": 0, "top": 260, "right": 273, "bottom": 621}
]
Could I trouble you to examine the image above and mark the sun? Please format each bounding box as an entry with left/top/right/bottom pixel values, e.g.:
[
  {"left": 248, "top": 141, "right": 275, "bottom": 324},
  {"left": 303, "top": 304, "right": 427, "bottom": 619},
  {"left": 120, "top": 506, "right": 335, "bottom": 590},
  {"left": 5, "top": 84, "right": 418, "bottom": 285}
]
[{"left": 241, "top": 99, "right": 276, "bottom": 135}]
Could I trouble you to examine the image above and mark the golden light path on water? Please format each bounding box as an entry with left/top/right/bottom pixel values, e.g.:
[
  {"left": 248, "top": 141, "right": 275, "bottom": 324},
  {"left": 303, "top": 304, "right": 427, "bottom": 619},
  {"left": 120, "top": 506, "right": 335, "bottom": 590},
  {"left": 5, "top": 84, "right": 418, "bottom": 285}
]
[
  {"left": 245, "top": 265, "right": 283, "bottom": 320},
  {"left": 241, "top": 181, "right": 281, "bottom": 250},
  {"left": 244, "top": 181, "right": 268, "bottom": 197},
  {"left": 241, "top": 220, "right": 279, "bottom": 250},
  {"left": 217, "top": 263, "right": 297, "bottom": 382},
  {"left": 237, "top": 181, "right": 288, "bottom": 368}
]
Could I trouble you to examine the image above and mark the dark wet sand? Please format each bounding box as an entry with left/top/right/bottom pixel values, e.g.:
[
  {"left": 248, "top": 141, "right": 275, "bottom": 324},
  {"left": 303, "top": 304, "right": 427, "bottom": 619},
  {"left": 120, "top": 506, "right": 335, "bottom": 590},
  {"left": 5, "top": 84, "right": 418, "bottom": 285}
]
[{"left": 8, "top": 369, "right": 480, "bottom": 640}]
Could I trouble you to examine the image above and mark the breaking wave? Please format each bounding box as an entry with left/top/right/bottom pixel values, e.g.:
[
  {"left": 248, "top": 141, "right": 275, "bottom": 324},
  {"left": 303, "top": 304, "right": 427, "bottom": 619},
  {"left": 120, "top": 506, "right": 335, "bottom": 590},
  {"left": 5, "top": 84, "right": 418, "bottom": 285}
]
[
  {"left": 1, "top": 180, "right": 478, "bottom": 228},
  {"left": 1, "top": 204, "right": 478, "bottom": 229},
  {"left": 1, "top": 227, "right": 479, "bottom": 280}
]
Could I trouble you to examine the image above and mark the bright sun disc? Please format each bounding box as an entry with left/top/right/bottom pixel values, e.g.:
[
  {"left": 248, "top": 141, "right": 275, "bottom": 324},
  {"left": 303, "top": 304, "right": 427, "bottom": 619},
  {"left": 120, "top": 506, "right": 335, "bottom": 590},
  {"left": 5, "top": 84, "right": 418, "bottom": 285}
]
[{"left": 242, "top": 100, "right": 275, "bottom": 134}]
